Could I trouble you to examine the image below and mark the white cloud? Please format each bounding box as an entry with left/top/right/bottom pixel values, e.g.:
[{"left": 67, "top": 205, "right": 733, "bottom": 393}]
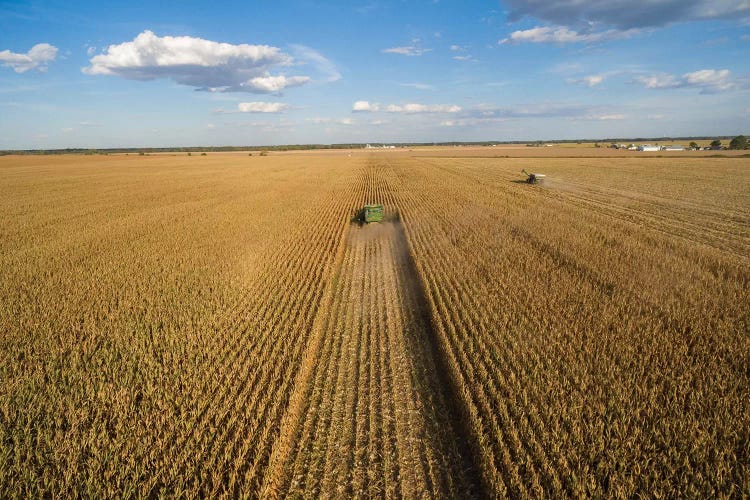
[
  {"left": 634, "top": 69, "right": 735, "bottom": 93},
  {"left": 501, "top": 26, "right": 640, "bottom": 44},
  {"left": 0, "top": 43, "right": 58, "bottom": 73},
  {"left": 587, "top": 113, "right": 625, "bottom": 120},
  {"left": 355, "top": 101, "right": 461, "bottom": 114},
  {"left": 385, "top": 103, "right": 461, "bottom": 113},
  {"left": 452, "top": 55, "right": 477, "bottom": 62},
  {"left": 83, "top": 30, "right": 311, "bottom": 93},
  {"left": 382, "top": 46, "right": 432, "bottom": 56},
  {"left": 504, "top": 0, "right": 750, "bottom": 30},
  {"left": 241, "top": 75, "right": 310, "bottom": 93},
  {"left": 568, "top": 74, "right": 605, "bottom": 87},
  {"left": 633, "top": 73, "right": 680, "bottom": 89},
  {"left": 337, "top": 118, "right": 353, "bottom": 125},
  {"left": 207, "top": 123, "right": 216, "bottom": 129},
  {"left": 683, "top": 69, "right": 734, "bottom": 91},
  {"left": 370, "top": 119, "right": 387, "bottom": 125},
  {"left": 353, "top": 100, "right": 380, "bottom": 112},
  {"left": 86, "top": 46, "right": 97, "bottom": 57},
  {"left": 237, "top": 101, "right": 290, "bottom": 113}
]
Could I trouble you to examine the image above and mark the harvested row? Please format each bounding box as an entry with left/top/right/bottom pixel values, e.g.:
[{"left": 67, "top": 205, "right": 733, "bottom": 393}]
[{"left": 262, "top": 162, "right": 480, "bottom": 498}]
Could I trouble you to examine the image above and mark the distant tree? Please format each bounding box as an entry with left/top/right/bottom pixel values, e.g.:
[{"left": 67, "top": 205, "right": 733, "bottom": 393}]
[
  {"left": 248, "top": 153, "right": 253, "bottom": 156},
  {"left": 187, "top": 152, "right": 192, "bottom": 156},
  {"left": 259, "top": 149, "right": 269, "bottom": 156},
  {"left": 689, "top": 141, "right": 699, "bottom": 150},
  {"left": 200, "top": 152, "right": 207, "bottom": 156},
  {"left": 729, "top": 135, "right": 747, "bottom": 150},
  {"left": 710, "top": 139, "right": 722, "bottom": 148}
]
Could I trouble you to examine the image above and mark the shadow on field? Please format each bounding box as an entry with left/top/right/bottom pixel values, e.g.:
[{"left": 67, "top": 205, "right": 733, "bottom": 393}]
[{"left": 387, "top": 218, "right": 486, "bottom": 498}]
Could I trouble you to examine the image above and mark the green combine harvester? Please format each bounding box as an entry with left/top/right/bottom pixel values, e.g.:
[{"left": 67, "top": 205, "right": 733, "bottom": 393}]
[{"left": 363, "top": 204, "right": 383, "bottom": 223}]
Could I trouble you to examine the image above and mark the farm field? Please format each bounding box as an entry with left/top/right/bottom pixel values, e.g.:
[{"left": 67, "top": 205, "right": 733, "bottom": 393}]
[{"left": 1, "top": 150, "right": 748, "bottom": 497}]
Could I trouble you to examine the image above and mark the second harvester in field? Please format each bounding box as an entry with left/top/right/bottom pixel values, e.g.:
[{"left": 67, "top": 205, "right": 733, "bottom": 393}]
[{"left": 522, "top": 169, "right": 546, "bottom": 184}]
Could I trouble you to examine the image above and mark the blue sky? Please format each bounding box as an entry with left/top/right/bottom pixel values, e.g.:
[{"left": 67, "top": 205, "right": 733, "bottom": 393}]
[{"left": 1, "top": 0, "right": 749, "bottom": 148}]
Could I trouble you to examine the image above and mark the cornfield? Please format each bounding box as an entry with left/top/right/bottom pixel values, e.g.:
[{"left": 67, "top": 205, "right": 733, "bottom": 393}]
[{"left": 1, "top": 151, "right": 748, "bottom": 497}]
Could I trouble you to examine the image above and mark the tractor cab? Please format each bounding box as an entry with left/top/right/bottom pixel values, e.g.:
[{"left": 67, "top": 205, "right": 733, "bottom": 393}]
[{"left": 364, "top": 204, "right": 383, "bottom": 223}]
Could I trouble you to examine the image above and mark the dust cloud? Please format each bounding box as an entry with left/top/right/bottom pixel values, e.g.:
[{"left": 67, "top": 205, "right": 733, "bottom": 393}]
[{"left": 347, "top": 220, "right": 398, "bottom": 246}]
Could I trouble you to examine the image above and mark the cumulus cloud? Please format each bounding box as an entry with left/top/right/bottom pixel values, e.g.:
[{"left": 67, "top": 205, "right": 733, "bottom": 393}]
[
  {"left": 242, "top": 75, "right": 310, "bottom": 93},
  {"left": 0, "top": 43, "right": 58, "bottom": 73},
  {"left": 83, "top": 30, "right": 311, "bottom": 93},
  {"left": 382, "top": 46, "right": 432, "bottom": 56},
  {"left": 682, "top": 69, "right": 735, "bottom": 91},
  {"left": 634, "top": 69, "right": 735, "bottom": 93},
  {"left": 237, "top": 102, "right": 290, "bottom": 113},
  {"left": 501, "top": 26, "right": 640, "bottom": 44},
  {"left": 503, "top": 0, "right": 750, "bottom": 30},
  {"left": 353, "top": 100, "right": 379, "bottom": 112}
]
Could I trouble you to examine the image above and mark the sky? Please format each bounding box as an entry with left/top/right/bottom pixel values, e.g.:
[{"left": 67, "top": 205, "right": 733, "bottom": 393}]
[{"left": 0, "top": 0, "right": 749, "bottom": 148}]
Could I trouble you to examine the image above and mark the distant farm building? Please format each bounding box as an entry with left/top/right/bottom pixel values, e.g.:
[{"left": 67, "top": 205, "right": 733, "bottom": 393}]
[
  {"left": 637, "top": 145, "right": 660, "bottom": 152},
  {"left": 661, "top": 145, "right": 685, "bottom": 151}
]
